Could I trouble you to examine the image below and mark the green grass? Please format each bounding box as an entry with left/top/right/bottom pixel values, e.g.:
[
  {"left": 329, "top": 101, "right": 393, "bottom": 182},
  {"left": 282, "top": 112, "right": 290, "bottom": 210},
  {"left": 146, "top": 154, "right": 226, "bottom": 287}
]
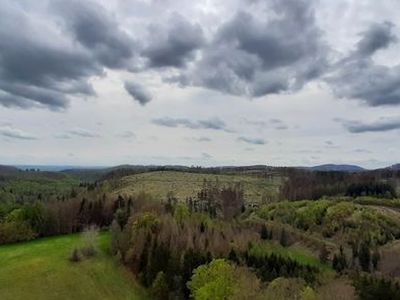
[
  {"left": 112, "top": 171, "right": 281, "bottom": 203},
  {"left": 0, "top": 232, "right": 148, "bottom": 300},
  {"left": 248, "top": 240, "right": 331, "bottom": 271}
]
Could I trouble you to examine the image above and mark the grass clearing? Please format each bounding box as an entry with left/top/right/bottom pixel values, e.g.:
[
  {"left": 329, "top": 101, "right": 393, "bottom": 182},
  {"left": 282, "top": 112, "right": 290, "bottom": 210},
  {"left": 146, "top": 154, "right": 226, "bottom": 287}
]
[
  {"left": 0, "top": 232, "right": 147, "bottom": 300},
  {"left": 112, "top": 171, "right": 281, "bottom": 203},
  {"left": 248, "top": 240, "right": 331, "bottom": 271}
]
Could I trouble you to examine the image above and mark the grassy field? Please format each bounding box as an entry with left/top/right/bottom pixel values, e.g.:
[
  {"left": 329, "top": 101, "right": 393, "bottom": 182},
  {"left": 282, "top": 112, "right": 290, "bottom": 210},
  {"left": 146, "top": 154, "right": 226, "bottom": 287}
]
[
  {"left": 248, "top": 240, "right": 331, "bottom": 271},
  {"left": 112, "top": 171, "right": 281, "bottom": 203},
  {"left": 0, "top": 232, "right": 147, "bottom": 300}
]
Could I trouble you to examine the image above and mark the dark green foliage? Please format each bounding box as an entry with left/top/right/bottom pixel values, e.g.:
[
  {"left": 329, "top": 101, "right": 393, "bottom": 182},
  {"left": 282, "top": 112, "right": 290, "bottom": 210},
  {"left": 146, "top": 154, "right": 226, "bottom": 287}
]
[
  {"left": 151, "top": 271, "right": 169, "bottom": 300},
  {"left": 359, "top": 241, "right": 371, "bottom": 272},
  {"left": 244, "top": 251, "right": 318, "bottom": 284},
  {"left": 279, "top": 228, "right": 288, "bottom": 247},
  {"left": 228, "top": 248, "right": 239, "bottom": 264},
  {"left": 371, "top": 250, "right": 380, "bottom": 271},
  {"left": 346, "top": 183, "right": 396, "bottom": 198},
  {"left": 353, "top": 275, "right": 400, "bottom": 300},
  {"left": 319, "top": 244, "right": 329, "bottom": 264},
  {"left": 260, "top": 224, "right": 269, "bottom": 240},
  {"left": 332, "top": 246, "right": 348, "bottom": 273}
]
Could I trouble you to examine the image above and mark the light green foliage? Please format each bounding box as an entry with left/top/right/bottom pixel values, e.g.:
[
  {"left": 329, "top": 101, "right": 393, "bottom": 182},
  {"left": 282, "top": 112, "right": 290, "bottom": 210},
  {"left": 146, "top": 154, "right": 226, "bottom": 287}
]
[
  {"left": 248, "top": 241, "right": 328, "bottom": 269},
  {"left": 263, "top": 277, "right": 306, "bottom": 300},
  {"left": 188, "top": 259, "right": 236, "bottom": 300},
  {"left": 0, "top": 232, "right": 147, "bottom": 300},
  {"left": 151, "top": 271, "right": 169, "bottom": 300},
  {"left": 132, "top": 212, "right": 160, "bottom": 231},
  {"left": 301, "top": 286, "right": 317, "bottom": 300},
  {"left": 174, "top": 202, "right": 190, "bottom": 222},
  {"left": 324, "top": 202, "right": 355, "bottom": 233},
  {"left": 188, "top": 259, "right": 263, "bottom": 300},
  {"left": 256, "top": 199, "right": 400, "bottom": 245}
]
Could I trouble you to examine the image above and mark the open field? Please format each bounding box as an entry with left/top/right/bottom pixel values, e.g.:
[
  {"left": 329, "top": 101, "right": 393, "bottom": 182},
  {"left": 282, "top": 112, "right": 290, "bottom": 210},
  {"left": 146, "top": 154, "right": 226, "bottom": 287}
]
[
  {"left": 0, "top": 232, "right": 147, "bottom": 300},
  {"left": 112, "top": 170, "right": 281, "bottom": 203}
]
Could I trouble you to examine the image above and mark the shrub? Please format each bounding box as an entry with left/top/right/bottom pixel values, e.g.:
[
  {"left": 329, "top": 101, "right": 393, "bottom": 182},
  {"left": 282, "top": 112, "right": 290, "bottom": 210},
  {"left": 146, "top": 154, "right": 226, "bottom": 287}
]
[
  {"left": 69, "top": 248, "right": 81, "bottom": 262},
  {"left": 81, "top": 226, "right": 99, "bottom": 257}
]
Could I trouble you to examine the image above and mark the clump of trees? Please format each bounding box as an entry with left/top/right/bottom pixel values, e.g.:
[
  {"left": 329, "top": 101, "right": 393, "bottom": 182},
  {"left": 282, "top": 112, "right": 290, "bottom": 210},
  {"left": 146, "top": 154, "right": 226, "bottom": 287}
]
[
  {"left": 0, "top": 191, "right": 134, "bottom": 244},
  {"left": 187, "top": 259, "right": 263, "bottom": 300},
  {"left": 280, "top": 169, "right": 398, "bottom": 201},
  {"left": 353, "top": 274, "right": 400, "bottom": 300},
  {"left": 346, "top": 183, "right": 396, "bottom": 198},
  {"left": 186, "top": 180, "right": 244, "bottom": 219}
]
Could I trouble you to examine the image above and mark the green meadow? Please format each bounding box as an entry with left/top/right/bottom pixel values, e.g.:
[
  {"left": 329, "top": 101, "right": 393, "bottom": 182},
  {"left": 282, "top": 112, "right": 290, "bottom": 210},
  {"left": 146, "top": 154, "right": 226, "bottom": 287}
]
[{"left": 0, "top": 232, "right": 147, "bottom": 300}]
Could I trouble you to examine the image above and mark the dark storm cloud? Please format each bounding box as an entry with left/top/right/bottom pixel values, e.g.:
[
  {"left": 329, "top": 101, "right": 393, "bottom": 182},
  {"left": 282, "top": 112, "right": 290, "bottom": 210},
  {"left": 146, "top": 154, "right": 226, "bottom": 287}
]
[
  {"left": 327, "top": 22, "right": 400, "bottom": 106},
  {"left": 143, "top": 14, "right": 205, "bottom": 68},
  {"left": 51, "top": 0, "right": 135, "bottom": 69},
  {"left": 237, "top": 136, "right": 266, "bottom": 145},
  {"left": 355, "top": 22, "right": 397, "bottom": 57},
  {"left": 152, "top": 117, "right": 229, "bottom": 131},
  {"left": 124, "top": 82, "right": 152, "bottom": 105},
  {"left": 342, "top": 118, "right": 400, "bottom": 133},
  {"left": 2, "top": 0, "right": 400, "bottom": 112},
  {"left": 0, "top": 1, "right": 102, "bottom": 109},
  {"left": 175, "top": 0, "right": 327, "bottom": 97}
]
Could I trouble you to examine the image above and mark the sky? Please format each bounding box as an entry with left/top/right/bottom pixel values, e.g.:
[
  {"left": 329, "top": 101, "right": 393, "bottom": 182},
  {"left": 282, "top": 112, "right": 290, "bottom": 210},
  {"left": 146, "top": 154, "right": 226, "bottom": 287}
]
[{"left": 1, "top": 0, "right": 400, "bottom": 169}]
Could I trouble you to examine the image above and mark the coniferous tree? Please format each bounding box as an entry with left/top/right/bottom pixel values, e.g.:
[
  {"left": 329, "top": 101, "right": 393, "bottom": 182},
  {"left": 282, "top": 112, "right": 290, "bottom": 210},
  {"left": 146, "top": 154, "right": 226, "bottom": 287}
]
[{"left": 359, "top": 241, "right": 371, "bottom": 272}]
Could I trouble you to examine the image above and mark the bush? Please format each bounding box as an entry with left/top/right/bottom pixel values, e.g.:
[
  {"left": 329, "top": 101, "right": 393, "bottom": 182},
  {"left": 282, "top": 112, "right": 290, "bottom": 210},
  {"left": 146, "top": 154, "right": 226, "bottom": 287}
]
[
  {"left": 69, "top": 248, "right": 81, "bottom": 262},
  {"left": 81, "top": 226, "right": 98, "bottom": 257}
]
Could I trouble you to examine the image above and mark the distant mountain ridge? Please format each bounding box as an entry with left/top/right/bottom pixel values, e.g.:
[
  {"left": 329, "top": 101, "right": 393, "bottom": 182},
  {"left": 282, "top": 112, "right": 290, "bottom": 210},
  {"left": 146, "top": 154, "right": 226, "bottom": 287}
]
[
  {"left": 4, "top": 163, "right": 400, "bottom": 175},
  {"left": 309, "top": 164, "right": 365, "bottom": 172},
  {"left": 386, "top": 164, "right": 400, "bottom": 171}
]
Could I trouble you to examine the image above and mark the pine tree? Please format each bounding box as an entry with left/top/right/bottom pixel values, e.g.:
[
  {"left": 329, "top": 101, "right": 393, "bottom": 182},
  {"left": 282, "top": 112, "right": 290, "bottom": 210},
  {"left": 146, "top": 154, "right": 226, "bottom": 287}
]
[
  {"left": 319, "top": 244, "right": 329, "bottom": 264},
  {"left": 279, "top": 228, "right": 288, "bottom": 247},
  {"left": 260, "top": 224, "right": 269, "bottom": 240},
  {"left": 359, "top": 241, "right": 371, "bottom": 272},
  {"left": 372, "top": 249, "right": 380, "bottom": 271}
]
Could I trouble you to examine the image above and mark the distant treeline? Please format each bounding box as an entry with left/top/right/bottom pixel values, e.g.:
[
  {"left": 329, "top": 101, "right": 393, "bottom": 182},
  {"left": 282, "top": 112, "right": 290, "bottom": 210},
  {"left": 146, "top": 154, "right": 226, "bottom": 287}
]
[{"left": 280, "top": 169, "right": 399, "bottom": 200}]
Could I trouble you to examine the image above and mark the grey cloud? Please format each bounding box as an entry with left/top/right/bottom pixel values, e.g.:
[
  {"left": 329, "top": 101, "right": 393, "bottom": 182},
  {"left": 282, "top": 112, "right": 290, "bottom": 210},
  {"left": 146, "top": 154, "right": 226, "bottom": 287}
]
[
  {"left": 143, "top": 14, "right": 204, "bottom": 68},
  {"left": 152, "top": 117, "right": 229, "bottom": 131},
  {"left": 197, "top": 137, "right": 212, "bottom": 142},
  {"left": 54, "top": 133, "right": 72, "bottom": 139},
  {"left": 342, "top": 118, "right": 400, "bottom": 133},
  {"left": 355, "top": 22, "right": 397, "bottom": 57},
  {"left": 67, "top": 128, "right": 100, "bottom": 138},
  {"left": 187, "top": 136, "right": 212, "bottom": 142},
  {"left": 243, "top": 118, "right": 288, "bottom": 130},
  {"left": 175, "top": 0, "right": 327, "bottom": 97},
  {"left": 124, "top": 82, "right": 152, "bottom": 105},
  {"left": 0, "top": 2, "right": 101, "bottom": 109},
  {"left": 237, "top": 136, "right": 266, "bottom": 145},
  {"left": 0, "top": 125, "right": 38, "bottom": 140},
  {"left": 354, "top": 148, "right": 372, "bottom": 154},
  {"left": 51, "top": 0, "right": 135, "bottom": 69},
  {"left": 118, "top": 131, "right": 136, "bottom": 138},
  {"left": 275, "top": 124, "right": 288, "bottom": 130},
  {"left": 202, "top": 153, "right": 212, "bottom": 159},
  {"left": 327, "top": 22, "right": 400, "bottom": 106}
]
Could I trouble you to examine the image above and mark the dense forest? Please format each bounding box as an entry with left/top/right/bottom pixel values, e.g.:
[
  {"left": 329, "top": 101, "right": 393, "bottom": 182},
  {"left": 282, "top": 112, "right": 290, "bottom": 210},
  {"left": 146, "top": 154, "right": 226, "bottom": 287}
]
[{"left": 2, "top": 165, "right": 400, "bottom": 299}]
